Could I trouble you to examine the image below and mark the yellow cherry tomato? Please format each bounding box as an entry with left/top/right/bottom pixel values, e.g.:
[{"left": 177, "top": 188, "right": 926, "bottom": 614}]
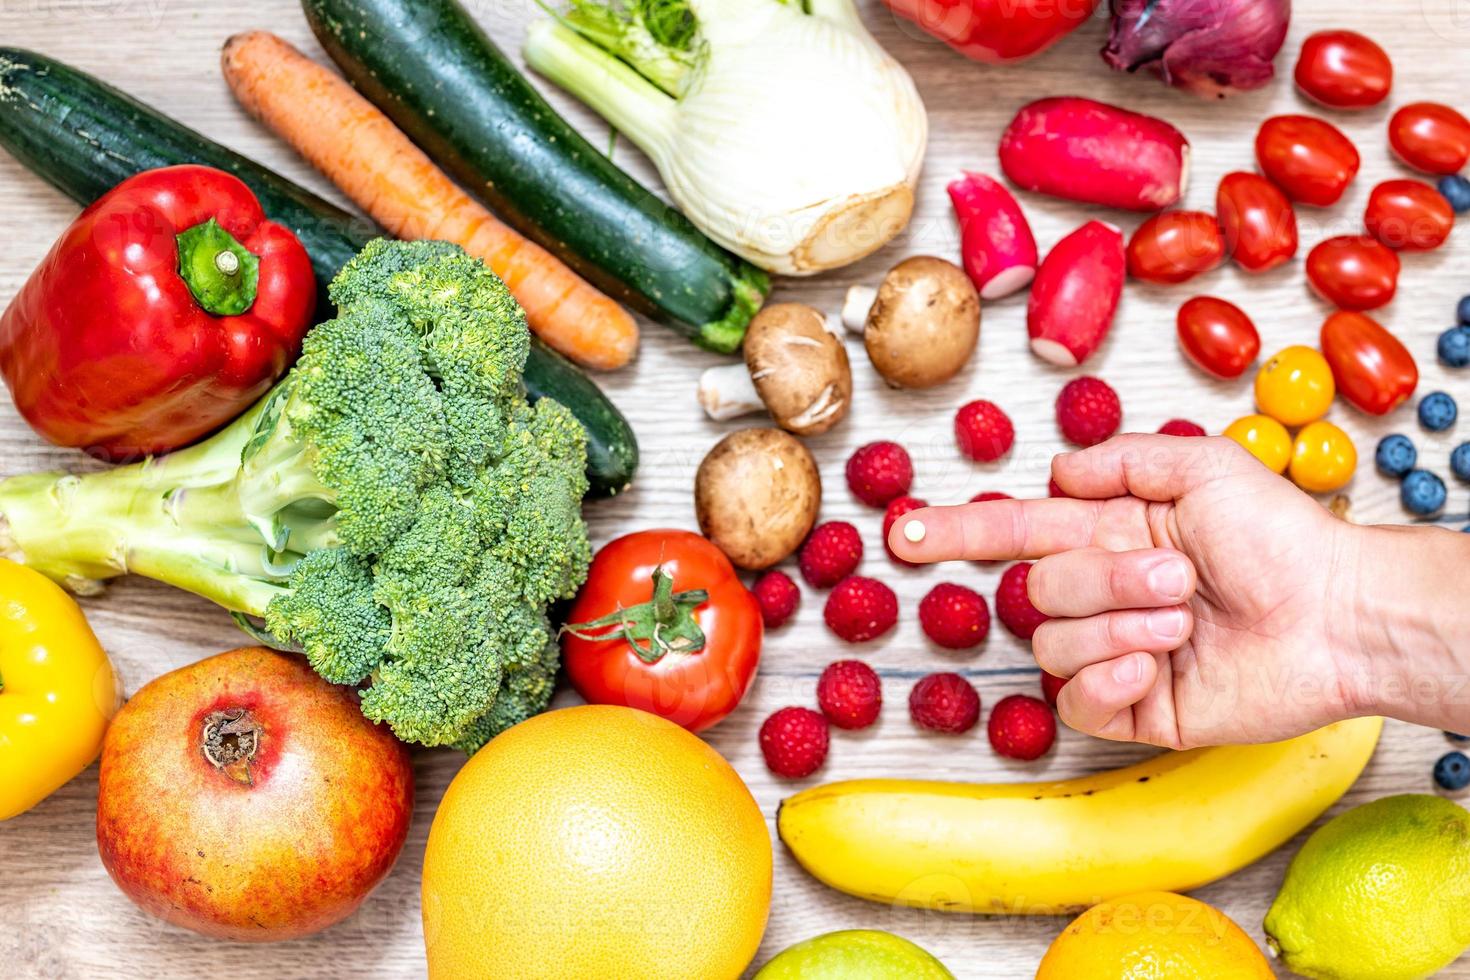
[
  {"left": 1254, "top": 346, "right": 1336, "bottom": 426},
  {"left": 1224, "top": 414, "right": 1293, "bottom": 474},
  {"left": 1290, "top": 420, "right": 1358, "bottom": 494},
  {"left": 0, "top": 559, "right": 117, "bottom": 820}
]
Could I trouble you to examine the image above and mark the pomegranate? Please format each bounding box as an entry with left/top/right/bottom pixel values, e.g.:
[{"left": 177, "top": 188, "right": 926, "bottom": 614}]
[{"left": 96, "top": 647, "right": 413, "bottom": 941}]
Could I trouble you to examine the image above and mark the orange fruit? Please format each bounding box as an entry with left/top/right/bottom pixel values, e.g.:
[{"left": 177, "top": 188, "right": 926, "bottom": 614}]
[
  {"left": 1037, "top": 891, "right": 1273, "bottom": 979},
  {"left": 422, "top": 705, "right": 771, "bottom": 979}
]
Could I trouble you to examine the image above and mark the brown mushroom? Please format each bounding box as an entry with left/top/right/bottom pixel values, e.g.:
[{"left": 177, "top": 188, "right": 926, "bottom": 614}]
[
  {"left": 698, "top": 303, "right": 852, "bottom": 436},
  {"left": 694, "top": 427, "right": 821, "bottom": 570},
  {"left": 841, "top": 256, "right": 980, "bottom": 389}
]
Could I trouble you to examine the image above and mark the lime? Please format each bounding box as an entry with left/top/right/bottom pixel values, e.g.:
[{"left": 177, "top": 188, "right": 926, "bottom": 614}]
[
  {"left": 1265, "top": 794, "right": 1470, "bottom": 979},
  {"left": 754, "top": 930, "right": 954, "bottom": 979}
]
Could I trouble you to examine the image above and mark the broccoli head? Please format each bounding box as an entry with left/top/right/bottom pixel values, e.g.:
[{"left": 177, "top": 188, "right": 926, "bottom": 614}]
[{"left": 0, "top": 240, "right": 591, "bottom": 752}]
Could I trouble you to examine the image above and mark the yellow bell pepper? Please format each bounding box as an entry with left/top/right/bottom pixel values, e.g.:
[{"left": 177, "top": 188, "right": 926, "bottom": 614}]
[{"left": 0, "top": 558, "right": 117, "bottom": 820}]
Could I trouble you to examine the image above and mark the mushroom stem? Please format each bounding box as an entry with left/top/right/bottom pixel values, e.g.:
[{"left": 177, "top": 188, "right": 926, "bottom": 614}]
[
  {"left": 698, "top": 364, "right": 764, "bottom": 421},
  {"left": 841, "top": 285, "right": 877, "bottom": 335}
]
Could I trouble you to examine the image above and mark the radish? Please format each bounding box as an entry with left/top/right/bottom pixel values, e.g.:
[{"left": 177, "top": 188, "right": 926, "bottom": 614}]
[
  {"left": 999, "top": 97, "right": 1190, "bottom": 212},
  {"left": 947, "top": 172, "right": 1038, "bottom": 299},
  {"left": 1028, "top": 220, "right": 1125, "bottom": 366}
]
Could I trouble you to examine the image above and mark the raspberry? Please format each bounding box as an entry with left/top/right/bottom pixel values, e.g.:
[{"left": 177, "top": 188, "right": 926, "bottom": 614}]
[
  {"left": 955, "top": 400, "right": 1016, "bottom": 462},
  {"left": 1040, "top": 671, "right": 1067, "bottom": 707},
  {"left": 919, "top": 583, "right": 990, "bottom": 650},
  {"left": 823, "top": 576, "right": 899, "bottom": 643},
  {"left": 752, "top": 570, "right": 800, "bottom": 629},
  {"left": 817, "top": 660, "right": 882, "bottom": 730},
  {"left": 1056, "top": 376, "right": 1122, "bottom": 447},
  {"left": 988, "top": 694, "right": 1056, "bottom": 760},
  {"left": 759, "top": 707, "right": 829, "bottom": 778},
  {"left": 1158, "top": 419, "right": 1206, "bottom": 437},
  {"left": 1047, "top": 478, "right": 1068, "bottom": 498},
  {"left": 798, "top": 521, "right": 863, "bottom": 588},
  {"left": 908, "top": 672, "right": 981, "bottom": 734},
  {"left": 882, "top": 495, "right": 928, "bottom": 565},
  {"left": 995, "top": 562, "right": 1050, "bottom": 639},
  {"left": 846, "top": 441, "right": 913, "bottom": 507}
]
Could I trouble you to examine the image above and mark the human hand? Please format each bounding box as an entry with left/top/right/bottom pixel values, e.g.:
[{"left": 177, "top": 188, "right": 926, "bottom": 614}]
[{"left": 888, "top": 434, "right": 1381, "bottom": 748}]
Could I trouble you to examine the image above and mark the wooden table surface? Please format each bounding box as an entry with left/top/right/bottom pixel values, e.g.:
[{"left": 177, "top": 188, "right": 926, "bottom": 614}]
[{"left": 1, "top": 1, "right": 1466, "bottom": 977}]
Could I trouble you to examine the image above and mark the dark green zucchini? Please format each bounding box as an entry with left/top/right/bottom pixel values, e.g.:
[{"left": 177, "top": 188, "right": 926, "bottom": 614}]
[
  {"left": 0, "top": 48, "right": 637, "bottom": 496},
  {"left": 302, "top": 0, "right": 768, "bottom": 354}
]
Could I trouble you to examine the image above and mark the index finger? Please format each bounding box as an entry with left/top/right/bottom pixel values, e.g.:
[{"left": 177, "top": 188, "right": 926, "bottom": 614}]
[{"left": 887, "top": 497, "right": 1106, "bottom": 563}]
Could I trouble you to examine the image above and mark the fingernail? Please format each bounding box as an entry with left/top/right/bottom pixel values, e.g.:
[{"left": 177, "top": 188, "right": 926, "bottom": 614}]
[
  {"left": 1113, "top": 654, "right": 1144, "bottom": 685},
  {"left": 1146, "top": 557, "right": 1189, "bottom": 601},
  {"left": 903, "top": 520, "right": 926, "bottom": 543},
  {"left": 1146, "top": 606, "right": 1187, "bottom": 640}
]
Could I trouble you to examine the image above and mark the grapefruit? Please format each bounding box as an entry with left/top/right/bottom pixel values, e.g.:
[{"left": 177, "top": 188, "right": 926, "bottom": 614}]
[{"left": 422, "top": 705, "right": 771, "bottom": 979}]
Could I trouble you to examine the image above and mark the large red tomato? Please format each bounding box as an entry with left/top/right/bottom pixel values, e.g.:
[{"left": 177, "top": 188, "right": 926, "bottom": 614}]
[
  {"left": 1254, "top": 115, "right": 1360, "bottom": 206},
  {"left": 1306, "top": 236, "right": 1400, "bottom": 311},
  {"left": 562, "top": 530, "right": 762, "bottom": 733},
  {"left": 1294, "top": 31, "right": 1392, "bottom": 109},
  {"left": 1217, "top": 172, "right": 1298, "bottom": 272},
  {"left": 883, "top": 0, "right": 1101, "bottom": 64},
  {"left": 1126, "top": 211, "right": 1223, "bottom": 285},
  {"left": 1364, "top": 179, "right": 1455, "bottom": 251},
  {"left": 1320, "top": 310, "right": 1418, "bottom": 415},
  {"left": 1389, "top": 102, "right": 1470, "bottom": 174},
  {"left": 1177, "top": 296, "right": 1260, "bottom": 379}
]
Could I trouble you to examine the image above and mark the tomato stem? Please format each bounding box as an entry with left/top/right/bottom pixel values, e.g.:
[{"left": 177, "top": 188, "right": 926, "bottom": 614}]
[{"left": 561, "top": 566, "right": 708, "bottom": 664}]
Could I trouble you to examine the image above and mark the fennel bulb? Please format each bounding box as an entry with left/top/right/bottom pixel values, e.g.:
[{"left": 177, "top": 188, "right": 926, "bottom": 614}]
[{"left": 524, "top": 0, "right": 928, "bottom": 276}]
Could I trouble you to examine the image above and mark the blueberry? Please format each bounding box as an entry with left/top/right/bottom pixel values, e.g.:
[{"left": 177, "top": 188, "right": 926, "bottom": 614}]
[
  {"left": 1441, "top": 326, "right": 1470, "bottom": 368},
  {"left": 1454, "top": 443, "right": 1470, "bottom": 482},
  {"left": 1448, "top": 732, "right": 1470, "bottom": 743},
  {"left": 1435, "top": 751, "right": 1470, "bottom": 792},
  {"left": 1460, "top": 295, "right": 1470, "bottom": 326},
  {"left": 1440, "top": 175, "right": 1470, "bottom": 213},
  {"left": 1375, "top": 434, "right": 1418, "bottom": 478},
  {"left": 1419, "top": 391, "right": 1459, "bottom": 432},
  {"left": 1402, "top": 469, "right": 1448, "bottom": 515}
]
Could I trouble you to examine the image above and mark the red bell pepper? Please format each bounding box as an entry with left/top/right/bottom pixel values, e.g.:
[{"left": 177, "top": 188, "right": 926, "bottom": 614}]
[
  {"left": 884, "top": 0, "right": 1101, "bottom": 64},
  {"left": 0, "top": 164, "right": 314, "bottom": 460}
]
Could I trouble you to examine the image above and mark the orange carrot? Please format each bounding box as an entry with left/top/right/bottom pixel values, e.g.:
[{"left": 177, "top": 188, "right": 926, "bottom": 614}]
[{"left": 222, "top": 30, "right": 637, "bottom": 371}]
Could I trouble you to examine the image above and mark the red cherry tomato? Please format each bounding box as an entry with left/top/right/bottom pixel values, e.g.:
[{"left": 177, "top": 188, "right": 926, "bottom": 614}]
[
  {"left": 1305, "top": 235, "right": 1400, "bottom": 311},
  {"left": 1364, "top": 179, "right": 1455, "bottom": 251},
  {"left": 1217, "top": 172, "right": 1298, "bottom": 273},
  {"left": 1319, "top": 310, "right": 1418, "bottom": 415},
  {"left": 1294, "top": 30, "right": 1393, "bottom": 109},
  {"left": 1389, "top": 102, "right": 1470, "bottom": 175},
  {"left": 561, "top": 529, "right": 762, "bottom": 733},
  {"left": 1126, "top": 211, "right": 1224, "bottom": 285},
  {"left": 1176, "top": 296, "right": 1261, "bottom": 379},
  {"left": 1254, "top": 115, "right": 1360, "bottom": 207}
]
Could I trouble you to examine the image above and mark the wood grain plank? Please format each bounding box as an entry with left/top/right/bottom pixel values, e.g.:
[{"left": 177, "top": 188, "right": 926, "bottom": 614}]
[{"left": 0, "top": 1, "right": 1467, "bottom": 977}]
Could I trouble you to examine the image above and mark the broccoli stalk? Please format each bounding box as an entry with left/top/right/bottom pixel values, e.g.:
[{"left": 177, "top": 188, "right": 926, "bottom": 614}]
[{"left": 0, "top": 240, "right": 592, "bottom": 752}]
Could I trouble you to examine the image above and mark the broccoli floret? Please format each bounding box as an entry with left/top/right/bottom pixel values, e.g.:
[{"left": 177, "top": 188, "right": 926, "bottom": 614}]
[{"left": 0, "top": 240, "right": 591, "bottom": 751}]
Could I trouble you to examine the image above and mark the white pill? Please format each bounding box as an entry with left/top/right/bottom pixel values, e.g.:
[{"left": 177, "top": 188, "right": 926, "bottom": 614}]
[{"left": 903, "top": 520, "right": 926, "bottom": 543}]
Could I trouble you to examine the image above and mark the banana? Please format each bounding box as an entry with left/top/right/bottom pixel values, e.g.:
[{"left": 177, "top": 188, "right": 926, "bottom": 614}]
[{"left": 777, "top": 716, "right": 1382, "bottom": 916}]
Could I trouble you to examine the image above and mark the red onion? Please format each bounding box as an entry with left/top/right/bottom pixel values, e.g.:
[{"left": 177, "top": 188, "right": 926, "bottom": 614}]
[{"left": 1102, "top": 0, "right": 1291, "bottom": 98}]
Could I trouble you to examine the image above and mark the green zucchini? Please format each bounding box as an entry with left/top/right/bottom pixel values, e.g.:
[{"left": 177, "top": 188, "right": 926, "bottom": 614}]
[
  {"left": 0, "top": 48, "right": 637, "bottom": 496},
  {"left": 301, "top": 0, "right": 768, "bottom": 354}
]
